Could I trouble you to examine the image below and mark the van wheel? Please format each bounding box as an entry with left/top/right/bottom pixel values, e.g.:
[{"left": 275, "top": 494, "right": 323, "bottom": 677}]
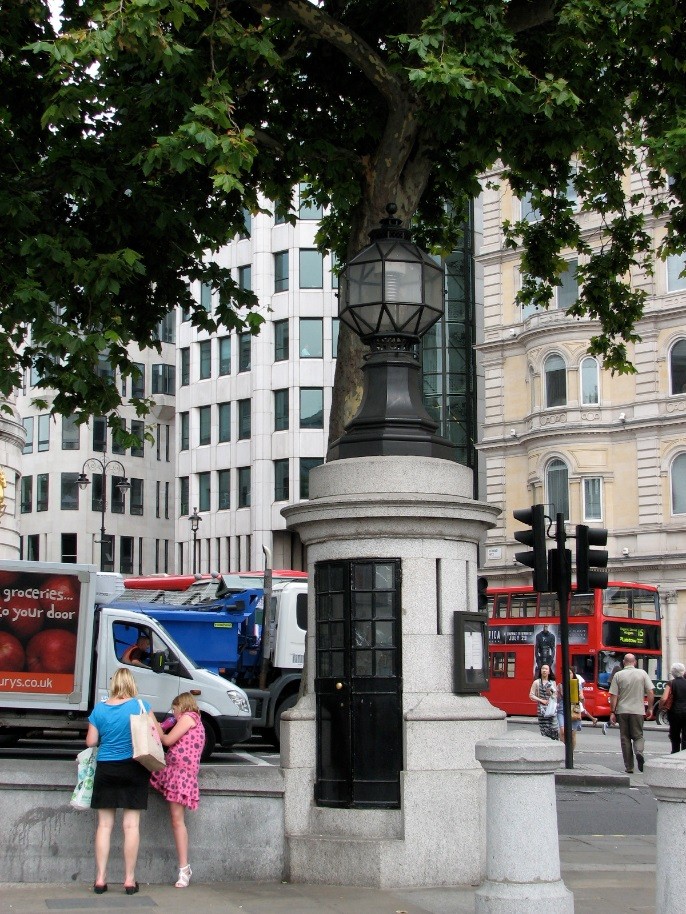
[
  {"left": 273, "top": 694, "right": 299, "bottom": 749},
  {"left": 200, "top": 717, "right": 217, "bottom": 761}
]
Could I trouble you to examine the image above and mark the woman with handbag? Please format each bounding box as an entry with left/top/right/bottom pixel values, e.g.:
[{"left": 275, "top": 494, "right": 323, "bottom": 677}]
[
  {"left": 660, "top": 662, "right": 686, "bottom": 753},
  {"left": 86, "top": 667, "right": 162, "bottom": 895},
  {"left": 529, "top": 664, "right": 559, "bottom": 740}
]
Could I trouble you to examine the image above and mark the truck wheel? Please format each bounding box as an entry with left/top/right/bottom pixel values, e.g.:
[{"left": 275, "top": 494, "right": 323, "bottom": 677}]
[
  {"left": 200, "top": 716, "right": 217, "bottom": 761},
  {"left": 273, "top": 694, "right": 299, "bottom": 749}
]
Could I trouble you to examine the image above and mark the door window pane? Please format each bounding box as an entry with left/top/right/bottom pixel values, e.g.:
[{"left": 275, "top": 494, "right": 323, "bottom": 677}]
[
  {"left": 198, "top": 472, "right": 211, "bottom": 512},
  {"left": 238, "top": 467, "right": 251, "bottom": 508},
  {"left": 672, "top": 453, "right": 686, "bottom": 514},
  {"left": 275, "top": 251, "right": 289, "bottom": 292},
  {"left": 62, "top": 416, "right": 80, "bottom": 450},
  {"left": 299, "top": 250, "right": 324, "bottom": 289},
  {"left": 670, "top": 340, "right": 686, "bottom": 395},
  {"left": 238, "top": 399, "right": 251, "bottom": 439},
  {"left": 274, "top": 459, "right": 289, "bottom": 501},
  {"left": 199, "top": 405, "right": 212, "bottom": 445},
  {"left": 274, "top": 389, "right": 289, "bottom": 431},
  {"left": 300, "top": 457, "right": 324, "bottom": 499},
  {"left": 545, "top": 354, "right": 567, "bottom": 407},
  {"left": 199, "top": 340, "right": 212, "bottom": 380},
  {"left": 61, "top": 473, "right": 79, "bottom": 510},
  {"left": 274, "top": 320, "right": 289, "bottom": 361},
  {"left": 300, "top": 318, "right": 323, "bottom": 357},
  {"left": 37, "top": 474, "right": 49, "bottom": 512},
  {"left": 580, "top": 357, "right": 599, "bottom": 405},
  {"left": 218, "top": 469, "right": 230, "bottom": 510},
  {"left": 300, "top": 388, "right": 324, "bottom": 428},
  {"left": 218, "top": 402, "right": 231, "bottom": 442},
  {"left": 546, "top": 458, "right": 569, "bottom": 520},
  {"left": 583, "top": 477, "right": 602, "bottom": 521},
  {"left": 218, "top": 337, "right": 231, "bottom": 375}
]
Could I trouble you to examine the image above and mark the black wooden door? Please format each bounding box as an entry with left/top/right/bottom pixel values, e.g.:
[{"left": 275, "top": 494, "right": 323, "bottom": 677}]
[{"left": 314, "top": 559, "right": 403, "bottom": 808}]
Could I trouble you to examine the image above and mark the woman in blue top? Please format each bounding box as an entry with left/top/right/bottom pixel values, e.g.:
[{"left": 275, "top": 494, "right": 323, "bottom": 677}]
[{"left": 86, "top": 667, "right": 159, "bottom": 895}]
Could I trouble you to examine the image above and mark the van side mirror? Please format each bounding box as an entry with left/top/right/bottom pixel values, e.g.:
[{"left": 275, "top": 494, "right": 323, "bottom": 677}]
[{"left": 151, "top": 651, "right": 166, "bottom": 673}]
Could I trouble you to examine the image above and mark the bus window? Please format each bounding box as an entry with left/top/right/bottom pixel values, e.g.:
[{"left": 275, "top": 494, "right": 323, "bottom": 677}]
[
  {"left": 539, "top": 594, "right": 559, "bottom": 617},
  {"left": 569, "top": 594, "right": 593, "bottom": 616},
  {"left": 486, "top": 595, "right": 495, "bottom": 618},
  {"left": 510, "top": 594, "right": 537, "bottom": 618},
  {"left": 493, "top": 595, "right": 508, "bottom": 619},
  {"left": 631, "top": 588, "right": 660, "bottom": 621},
  {"left": 635, "top": 654, "right": 660, "bottom": 680},
  {"left": 571, "top": 654, "right": 595, "bottom": 684},
  {"left": 603, "top": 587, "right": 631, "bottom": 618},
  {"left": 598, "top": 651, "right": 623, "bottom": 689},
  {"left": 491, "top": 651, "right": 516, "bottom": 678}
]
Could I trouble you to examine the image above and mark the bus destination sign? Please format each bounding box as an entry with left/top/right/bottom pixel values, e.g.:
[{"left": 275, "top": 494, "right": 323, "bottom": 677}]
[{"left": 602, "top": 621, "right": 661, "bottom": 651}]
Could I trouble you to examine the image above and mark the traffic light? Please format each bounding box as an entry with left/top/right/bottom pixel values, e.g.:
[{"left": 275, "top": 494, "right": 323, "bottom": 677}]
[
  {"left": 477, "top": 576, "right": 489, "bottom": 613},
  {"left": 513, "top": 505, "right": 548, "bottom": 592},
  {"left": 547, "top": 547, "right": 571, "bottom": 594},
  {"left": 575, "top": 524, "right": 609, "bottom": 592}
]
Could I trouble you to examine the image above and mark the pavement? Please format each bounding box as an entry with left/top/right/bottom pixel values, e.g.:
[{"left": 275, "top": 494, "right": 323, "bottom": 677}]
[
  {"left": 1, "top": 723, "right": 659, "bottom": 914},
  {"left": 0, "top": 834, "right": 658, "bottom": 914}
]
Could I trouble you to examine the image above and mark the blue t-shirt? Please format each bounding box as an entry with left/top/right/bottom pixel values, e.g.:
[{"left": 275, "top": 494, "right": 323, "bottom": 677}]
[{"left": 88, "top": 697, "right": 151, "bottom": 761}]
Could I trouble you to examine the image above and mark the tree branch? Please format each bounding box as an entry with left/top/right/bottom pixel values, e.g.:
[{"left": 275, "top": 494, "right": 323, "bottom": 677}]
[{"left": 239, "top": 0, "right": 407, "bottom": 107}]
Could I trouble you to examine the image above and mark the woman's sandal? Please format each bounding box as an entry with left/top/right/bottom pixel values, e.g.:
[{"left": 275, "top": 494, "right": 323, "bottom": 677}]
[
  {"left": 175, "top": 864, "right": 192, "bottom": 888},
  {"left": 124, "top": 882, "right": 139, "bottom": 895}
]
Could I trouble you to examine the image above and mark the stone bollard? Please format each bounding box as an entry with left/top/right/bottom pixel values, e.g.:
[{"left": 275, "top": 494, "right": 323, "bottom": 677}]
[
  {"left": 644, "top": 750, "right": 686, "bottom": 914},
  {"left": 474, "top": 732, "right": 574, "bottom": 914}
]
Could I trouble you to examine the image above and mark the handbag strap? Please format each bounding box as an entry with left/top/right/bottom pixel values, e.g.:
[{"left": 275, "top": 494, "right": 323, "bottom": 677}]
[{"left": 137, "top": 698, "right": 146, "bottom": 715}]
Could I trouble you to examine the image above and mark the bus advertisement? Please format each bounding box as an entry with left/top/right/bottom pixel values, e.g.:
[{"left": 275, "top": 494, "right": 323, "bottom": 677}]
[{"left": 484, "top": 581, "right": 662, "bottom": 720}]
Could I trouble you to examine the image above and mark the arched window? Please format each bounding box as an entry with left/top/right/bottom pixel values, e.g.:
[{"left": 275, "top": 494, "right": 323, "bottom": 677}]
[
  {"left": 670, "top": 340, "right": 686, "bottom": 395},
  {"left": 672, "top": 454, "right": 686, "bottom": 515},
  {"left": 544, "top": 354, "right": 567, "bottom": 408},
  {"left": 580, "top": 357, "right": 600, "bottom": 405},
  {"left": 546, "top": 458, "right": 570, "bottom": 520}
]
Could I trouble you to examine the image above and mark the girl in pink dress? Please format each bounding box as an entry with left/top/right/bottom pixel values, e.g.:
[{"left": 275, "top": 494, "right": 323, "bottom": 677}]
[{"left": 150, "top": 692, "right": 205, "bottom": 887}]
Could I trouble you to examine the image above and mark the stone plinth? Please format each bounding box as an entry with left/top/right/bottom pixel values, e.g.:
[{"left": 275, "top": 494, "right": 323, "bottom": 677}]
[
  {"left": 281, "top": 455, "right": 506, "bottom": 888},
  {"left": 645, "top": 750, "right": 686, "bottom": 914},
  {"left": 474, "top": 732, "right": 573, "bottom": 914}
]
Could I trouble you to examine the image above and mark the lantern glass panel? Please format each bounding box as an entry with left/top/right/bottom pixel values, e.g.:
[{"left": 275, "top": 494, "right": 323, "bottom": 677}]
[
  {"left": 347, "top": 261, "right": 383, "bottom": 305},
  {"left": 384, "top": 261, "right": 422, "bottom": 303}
]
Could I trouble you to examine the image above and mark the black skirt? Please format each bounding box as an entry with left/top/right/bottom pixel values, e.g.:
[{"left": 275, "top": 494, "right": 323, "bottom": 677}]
[{"left": 91, "top": 759, "right": 151, "bottom": 810}]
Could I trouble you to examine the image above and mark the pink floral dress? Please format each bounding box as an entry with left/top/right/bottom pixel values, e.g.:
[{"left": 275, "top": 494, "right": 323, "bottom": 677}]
[{"left": 150, "top": 711, "right": 204, "bottom": 810}]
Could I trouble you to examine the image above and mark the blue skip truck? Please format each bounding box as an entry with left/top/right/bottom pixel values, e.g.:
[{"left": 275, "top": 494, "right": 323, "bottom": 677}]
[{"left": 111, "top": 579, "right": 307, "bottom": 747}]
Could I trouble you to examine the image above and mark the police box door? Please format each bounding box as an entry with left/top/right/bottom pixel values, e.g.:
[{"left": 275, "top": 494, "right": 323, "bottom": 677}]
[{"left": 314, "top": 559, "right": 403, "bottom": 809}]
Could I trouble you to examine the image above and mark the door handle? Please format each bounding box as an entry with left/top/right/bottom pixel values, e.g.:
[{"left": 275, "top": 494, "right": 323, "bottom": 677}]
[{"left": 335, "top": 682, "right": 344, "bottom": 690}]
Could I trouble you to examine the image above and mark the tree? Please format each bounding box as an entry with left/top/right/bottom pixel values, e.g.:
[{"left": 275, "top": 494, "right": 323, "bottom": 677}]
[{"left": 1, "top": 0, "right": 684, "bottom": 441}]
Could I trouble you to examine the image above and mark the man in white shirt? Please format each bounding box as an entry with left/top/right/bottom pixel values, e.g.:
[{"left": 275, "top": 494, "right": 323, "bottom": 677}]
[{"left": 608, "top": 653, "right": 654, "bottom": 773}]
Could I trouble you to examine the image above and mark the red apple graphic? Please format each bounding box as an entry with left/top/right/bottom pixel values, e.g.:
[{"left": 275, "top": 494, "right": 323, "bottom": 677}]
[
  {"left": 26, "top": 629, "right": 77, "bottom": 674},
  {"left": 0, "top": 631, "right": 25, "bottom": 671},
  {"left": 4, "top": 593, "right": 44, "bottom": 640}
]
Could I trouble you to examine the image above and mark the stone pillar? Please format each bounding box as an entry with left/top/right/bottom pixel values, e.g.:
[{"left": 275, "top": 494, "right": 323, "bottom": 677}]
[
  {"left": 281, "top": 455, "right": 506, "bottom": 888},
  {"left": 474, "top": 732, "right": 574, "bottom": 913},
  {"left": 645, "top": 751, "right": 686, "bottom": 914}
]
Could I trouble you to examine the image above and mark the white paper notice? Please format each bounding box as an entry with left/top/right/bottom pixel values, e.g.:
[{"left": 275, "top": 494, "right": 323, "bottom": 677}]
[{"left": 464, "top": 629, "right": 484, "bottom": 670}]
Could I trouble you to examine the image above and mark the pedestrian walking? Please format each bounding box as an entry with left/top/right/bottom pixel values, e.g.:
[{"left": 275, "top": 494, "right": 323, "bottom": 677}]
[
  {"left": 86, "top": 668, "right": 160, "bottom": 895},
  {"left": 150, "top": 692, "right": 205, "bottom": 888},
  {"left": 529, "top": 664, "right": 559, "bottom": 740},
  {"left": 608, "top": 653, "right": 654, "bottom": 773},
  {"left": 659, "top": 662, "right": 686, "bottom": 753}
]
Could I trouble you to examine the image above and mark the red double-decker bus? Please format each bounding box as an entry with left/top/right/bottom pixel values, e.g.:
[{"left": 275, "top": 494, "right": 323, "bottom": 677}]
[{"left": 484, "top": 581, "right": 662, "bottom": 720}]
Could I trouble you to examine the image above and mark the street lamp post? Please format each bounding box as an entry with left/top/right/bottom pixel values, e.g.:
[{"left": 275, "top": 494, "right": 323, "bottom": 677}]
[
  {"left": 77, "top": 445, "right": 130, "bottom": 572},
  {"left": 189, "top": 507, "right": 202, "bottom": 575}
]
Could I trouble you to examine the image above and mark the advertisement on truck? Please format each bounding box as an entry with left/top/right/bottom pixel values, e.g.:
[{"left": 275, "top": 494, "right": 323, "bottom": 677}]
[{"left": 0, "top": 567, "right": 86, "bottom": 695}]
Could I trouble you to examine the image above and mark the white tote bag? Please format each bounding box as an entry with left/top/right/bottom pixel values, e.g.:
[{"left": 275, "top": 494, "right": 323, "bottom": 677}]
[{"left": 130, "top": 699, "right": 166, "bottom": 772}]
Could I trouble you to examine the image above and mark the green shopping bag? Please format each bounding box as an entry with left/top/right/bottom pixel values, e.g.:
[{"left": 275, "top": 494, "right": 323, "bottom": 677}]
[{"left": 70, "top": 747, "right": 97, "bottom": 810}]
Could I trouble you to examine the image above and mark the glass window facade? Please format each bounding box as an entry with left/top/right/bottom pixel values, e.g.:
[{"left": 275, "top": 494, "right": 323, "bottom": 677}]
[
  {"left": 274, "top": 320, "right": 289, "bottom": 361},
  {"left": 274, "top": 389, "right": 289, "bottom": 431},
  {"left": 299, "top": 250, "right": 323, "bottom": 289},
  {"left": 275, "top": 251, "right": 289, "bottom": 292},
  {"left": 274, "top": 459, "right": 289, "bottom": 501},
  {"left": 300, "top": 388, "right": 324, "bottom": 428},
  {"left": 300, "top": 318, "right": 323, "bottom": 357}
]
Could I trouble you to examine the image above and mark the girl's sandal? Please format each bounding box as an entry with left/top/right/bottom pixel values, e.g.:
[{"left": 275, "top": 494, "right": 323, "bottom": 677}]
[{"left": 175, "top": 864, "right": 192, "bottom": 888}]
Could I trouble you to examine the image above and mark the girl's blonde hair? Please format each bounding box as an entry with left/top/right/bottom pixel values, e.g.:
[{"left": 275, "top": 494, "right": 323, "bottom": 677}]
[
  {"left": 172, "top": 692, "right": 200, "bottom": 715},
  {"left": 110, "top": 667, "right": 138, "bottom": 699}
]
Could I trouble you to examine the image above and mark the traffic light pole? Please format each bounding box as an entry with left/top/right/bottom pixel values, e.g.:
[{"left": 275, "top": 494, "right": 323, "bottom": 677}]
[{"left": 555, "top": 513, "right": 574, "bottom": 769}]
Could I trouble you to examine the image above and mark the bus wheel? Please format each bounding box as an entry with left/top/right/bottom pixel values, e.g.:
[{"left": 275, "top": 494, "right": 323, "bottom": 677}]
[
  {"left": 200, "top": 716, "right": 217, "bottom": 761},
  {"left": 657, "top": 707, "right": 669, "bottom": 727},
  {"left": 273, "top": 694, "right": 299, "bottom": 749}
]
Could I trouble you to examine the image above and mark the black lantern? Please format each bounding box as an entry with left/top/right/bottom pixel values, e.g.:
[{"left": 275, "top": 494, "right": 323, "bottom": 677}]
[
  {"left": 189, "top": 507, "right": 202, "bottom": 575},
  {"left": 328, "top": 205, "right": 455, "bottom": 461}
]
